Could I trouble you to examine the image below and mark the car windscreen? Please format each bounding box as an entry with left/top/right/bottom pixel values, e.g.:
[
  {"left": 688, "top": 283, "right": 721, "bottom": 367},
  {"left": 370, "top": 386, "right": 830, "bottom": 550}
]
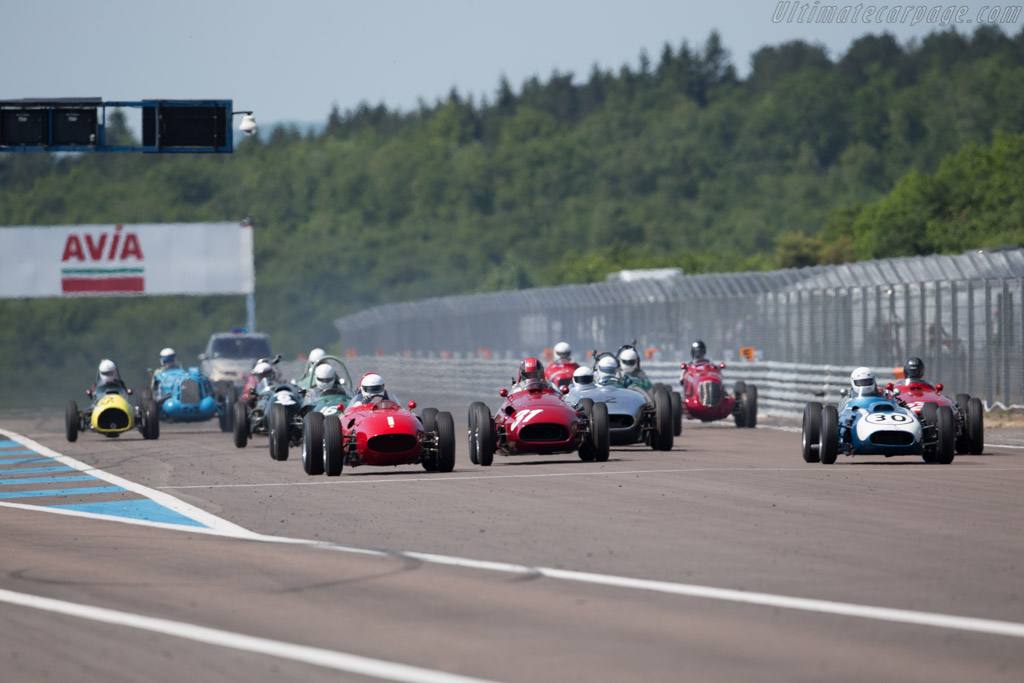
[{"left": 211, "top": 336, "right": 272, "bottom": 359}]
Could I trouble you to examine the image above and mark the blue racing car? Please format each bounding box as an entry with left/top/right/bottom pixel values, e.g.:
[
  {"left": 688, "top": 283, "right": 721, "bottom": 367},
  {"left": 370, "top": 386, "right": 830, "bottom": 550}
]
[
  {"left": 802, "top": 367, "right": 955, "bottom": 465},
  {"left": 142, "top": 366, "right": 235, "bottom": 432}
]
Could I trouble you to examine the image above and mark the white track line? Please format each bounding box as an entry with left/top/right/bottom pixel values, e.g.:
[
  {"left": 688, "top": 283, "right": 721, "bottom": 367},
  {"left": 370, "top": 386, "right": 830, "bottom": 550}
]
[
  {"left": 0, "top": 588, "right": 499, "bottom": 683},
  {"left": 5, "top": 428, "right": 1024, "bottom": 642}
]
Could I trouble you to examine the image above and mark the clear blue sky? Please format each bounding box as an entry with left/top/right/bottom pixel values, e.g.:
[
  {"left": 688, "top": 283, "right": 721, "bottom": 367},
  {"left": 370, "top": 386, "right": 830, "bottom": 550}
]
[{"left": 3, "top": 0, "right": 1020, "bottom": 132}]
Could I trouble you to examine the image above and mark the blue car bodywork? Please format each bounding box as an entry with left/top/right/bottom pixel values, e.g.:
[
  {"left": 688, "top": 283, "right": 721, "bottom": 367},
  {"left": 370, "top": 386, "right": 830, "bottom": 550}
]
[{"left": 152, "top": 366, "right": 233, "bottom": 430}]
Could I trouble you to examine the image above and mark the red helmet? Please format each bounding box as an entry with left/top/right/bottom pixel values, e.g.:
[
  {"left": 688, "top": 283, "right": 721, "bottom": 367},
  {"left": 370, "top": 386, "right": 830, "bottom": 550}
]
[{"left": 518, "top": 357, "right": 544, "bottom": 382}]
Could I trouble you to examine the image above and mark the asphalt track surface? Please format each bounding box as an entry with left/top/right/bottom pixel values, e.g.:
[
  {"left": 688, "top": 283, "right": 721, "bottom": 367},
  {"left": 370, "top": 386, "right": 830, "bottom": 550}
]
[{"left": 2, "top": 406, "right": 1024, "bottom": 682}]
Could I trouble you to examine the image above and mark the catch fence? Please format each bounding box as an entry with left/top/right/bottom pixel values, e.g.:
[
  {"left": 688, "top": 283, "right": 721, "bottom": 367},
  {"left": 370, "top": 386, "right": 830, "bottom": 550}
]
[{"left": 335, "top": 250, "right": 1024, "bottom": 411}]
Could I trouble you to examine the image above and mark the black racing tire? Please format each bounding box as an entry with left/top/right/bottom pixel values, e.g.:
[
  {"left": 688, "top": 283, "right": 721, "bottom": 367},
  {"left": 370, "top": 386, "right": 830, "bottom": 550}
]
[
  {"left": 935, "top": 405, "right": 956, "bottom": 464},
  {"left": 967, "top": 397, "right": 984, "bottom": 455},
  {"left": 323, "top": 413, "right": 344, "bottom": 476},
  {"left": 143, "top": 399, "right": 160, "bottom": 440},
  {"left": 819, "top": 405, "right": 838, "bottom": 465},
  {"left": 578, "top": 398, "right": 595, "bottom": 415},
  {"left": 954, "top": 393, "right": 971, "bottom": 453},
  {"left": 802, "top": 402, "right": 822, "bottom": 463},
  {"left": 670, "top": 391, "right": 683, "bottom": 437},
  {"left": 269, "top": 402, "right": 289, "bottom": 461},
  {"left": 219, "top": 384, "right": 237, "bottom": 433},
  {"left": 232, "top": 401, "right": 249, "bottom": 448},
  {"left": 590, "top": 401, "right": 610, "bottom": 462},
  {"left": 921, "top": 402, "right": 939, "bottom": 463},
  {"left": 65, "top": 400, "right": 79, "bottom": 443},
  {"left": 577, "top": 399, "right": 596, "bottom": 462},
  {"left": 743, "top": 385, "right": 758, "bottom": 428},
  {"left": 733, "top": 381, "right": 748, "bottom": 428},
  {"left": 467, "top": 403, "right": 480, "bottom": 465},
  {"left": 302, "top": 412, "right": 325, "bottom": 475},
  {"left": 421, "top": 407, "right": 439, "bottom": 433},
  {"left": 650, "top": 385, "right": 673, "bottom": 451},
  {"left": 435, "top": 411, "right": 456, "bottom": 473},
  {"left": 473, "top": 402, "right": 494, "bottom": 467}
]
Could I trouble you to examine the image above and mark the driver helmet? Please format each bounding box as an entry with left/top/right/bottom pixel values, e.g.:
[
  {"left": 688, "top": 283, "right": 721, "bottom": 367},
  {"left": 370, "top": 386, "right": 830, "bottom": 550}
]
[
  {"left": 691, "top": 340, "right": 707, "bottom": 361},
  {"left": 573, "top": 365, "right": 595, "bottom": 386},
  {"left": 554, "top": 341, "right": 572, "bottom": 361},
  {"left": 98, "top": 358, "right": 117, "bottom": 385},
  {"left": 850, "top": 367, "right": 879, "bottom": 397},
  {"left": 314, "top": 363, "right": 337, "bottom": 390},
  {"left": 160, "top": 347, "right": 176, "bottom": 368},
  {"left": 308, "top": 347, "right": 326, "bottom": 366},
  {"left": 518, "top": 358, "right": 544, "bottom": 382},
  {"left": 251, "top": 360, "right": 274, "bottom": 383},
  {"left": 359, "top": 373, "right": 385, "bottom": 401},
  {"left": 903, "top": 356, "right": 924, "bottom": 380},
  {"left": 619, "top": 347, "right": 640, "bottom": 375},
  {"left": 596, "top": 355, "right": 619, "bottom": 384}
]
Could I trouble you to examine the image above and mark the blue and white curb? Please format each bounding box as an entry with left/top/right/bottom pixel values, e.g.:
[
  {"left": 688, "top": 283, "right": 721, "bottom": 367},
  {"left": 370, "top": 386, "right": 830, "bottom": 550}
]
[{"left": 0, "top": 429, "right": 251, "bottom": 535}]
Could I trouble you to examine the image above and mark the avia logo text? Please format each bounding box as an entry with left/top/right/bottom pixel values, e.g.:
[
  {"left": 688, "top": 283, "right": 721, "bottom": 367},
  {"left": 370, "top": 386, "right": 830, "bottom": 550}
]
[{"left": 61, "top": 225, "right": 144, "bottom": 262}]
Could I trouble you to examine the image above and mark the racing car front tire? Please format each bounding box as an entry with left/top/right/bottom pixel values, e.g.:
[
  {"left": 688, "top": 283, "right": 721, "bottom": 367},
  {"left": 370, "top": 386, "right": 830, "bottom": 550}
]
[
  {"left": 670, "top": 391, "right": 683, "bottom": 436},
  {"left": 473, "top": 403, "right": 494, "bottom": 466},
  {"left": 819, "top": 405, "right": 838, "bottom": 465},
  {"left": 743, "top": 385, "right": 758, "bottom": 429},
  {"left": 577, "top": 399, "right": 596, "bottom": 461},
  {"left": 232, "top": 402, "right": 249, "bottom": 448},
  {"left": 590, "top": 401, "right": 610, "bottom": 462},
  {"left": 218, "top": 385, "right": 237, "bottom": 433},
  {"left": 967, "top": 397, "right": 984, "bottom": 455},
  {"left": 733, "top": 381, "right": 748, "bottom": 428},
  {"left": 921, "top": 402, "right": 939, "bottom": 463},
  {"left": 141, "top": 399, "right": 160, "bottom": 440},
  {"left": 323, "top": 414, "right": 344, "bottom": 476},
  {"left": 467, "top": 403, "right": 480, "bottom": 465},
  {"left": 302, "top": 412, "right": 325, "bottom": 475},
  {"left": 269, "top": 403, "right": 289, "bottom": 461},
  {"left": 802, "top": 402, "right": 822, "bottom": 463},
  {"left": 65, "top": 400, "right": 79, "bottom": 442},
  {"left": 935, "top": 405, "right": 956, "bottom": 464},
  {"left": 435, "top": 411, "right": 456, "bottom": 473}
]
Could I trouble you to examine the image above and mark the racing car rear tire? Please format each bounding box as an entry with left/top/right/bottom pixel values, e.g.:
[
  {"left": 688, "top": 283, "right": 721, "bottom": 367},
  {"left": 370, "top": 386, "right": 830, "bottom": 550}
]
[
  {"left": 421, "top": 408, "right": 441, "bottom": 471},
  {"left": 232, "top": 402, "right": 249, "bottom": 448},
  {"left": 219, "top": 385, "right": 237, "bottom": 433},
  {"left": 920, "top": 402, "right": 939, "bottom": 463},
  {"left": 323, "top": 415, "right": 344, "bottom": 476},
  {"left": 302, "top": 412, "right": 325, "bottom": 475},
  {"left": 473, "top": 403, "right": 494, "bottom": 467},
  {"left": 577, "top": 399, "right": 596, "bottom": 461},
  {"left": 670, "top": 391, "right": 683, "bottom": 436},
  {"left": 421, "top": 407, "right": 438, "bottom": 433},
  {"left": 935, "top": 405, "right": 956, "bottom": 464},
  {"left": 650, "top": 385, "right": 673, "bottom": 451},
  {"left": 802, "top": 402, "right": 822, "bottom": 463},
  {"left": 590, "top": 401, "right": 610, "bottom": 462},
  {"left": 142, "top": 399, "right": 160, "bottom": 440},
  {"left": 819, "top": 405, "right": 838, "bottom": 465},
  {"left": 65, "top": 400, "right": 79, "bottom": 443},
  {"left": 954, "top": 393, "right": 971, "bottom": 453},
  {"left": 743, "top": 385, "right": 758, "bottom": 429},
  {"left": 435, "top": 411, "right": 456, "bottom": 473},
  {"left": 967, "top": 397, "right": 984, "bottom": 455},
  {"left": 269, "top": 403, "right": 289, "bottom": 461},
  {"left": 733, "top": 381, "right": 748, "bottom": 428}
]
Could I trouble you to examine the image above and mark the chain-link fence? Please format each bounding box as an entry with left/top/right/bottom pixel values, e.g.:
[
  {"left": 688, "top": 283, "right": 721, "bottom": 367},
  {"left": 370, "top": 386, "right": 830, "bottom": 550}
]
[{"left": 335, "top": 250, "right": 1024, "bottom": 410}]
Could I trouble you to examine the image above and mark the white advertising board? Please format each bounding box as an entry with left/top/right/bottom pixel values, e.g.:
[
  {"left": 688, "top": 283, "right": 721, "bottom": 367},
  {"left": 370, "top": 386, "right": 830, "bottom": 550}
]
[{"left": 0, "top": 222, "right": 254, "bottom": 298}]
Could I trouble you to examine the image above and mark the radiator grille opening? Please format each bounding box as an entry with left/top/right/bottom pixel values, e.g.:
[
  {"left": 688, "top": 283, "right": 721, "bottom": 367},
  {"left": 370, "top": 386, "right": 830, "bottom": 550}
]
[{"left": 519, "top": 423, "right": 569, "bottom": 442}]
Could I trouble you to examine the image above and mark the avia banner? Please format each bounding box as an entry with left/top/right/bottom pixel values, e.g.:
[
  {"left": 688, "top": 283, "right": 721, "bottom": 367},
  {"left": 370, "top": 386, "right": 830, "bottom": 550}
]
[{"left": 0, "top": 222, "right": 254, "bottom": 298}]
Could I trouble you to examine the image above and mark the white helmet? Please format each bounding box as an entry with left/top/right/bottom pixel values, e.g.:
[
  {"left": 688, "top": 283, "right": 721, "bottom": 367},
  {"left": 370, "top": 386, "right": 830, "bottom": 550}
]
[
  {"left": 252, "top": 361, "right": 274, "bottom": 383},
  {"left": 308, "top": 347, "right": 325, "bottom": 365},
  {"left": 573, "top": 365, "right": 594, "bottom": 386},
  {"left": 596, "top": 355, "right": 619, "bottom": 384},
  {"left": 554, "top": 341, "right": 572, "bottom": 360},
  {"left": 160, "top": 347, "right": 176, "bottom": 366},
  {"left": 360, "top": 373, "right": 385, "bottom": 400},
  {"left": 314, "top": 363, "right": 337, "bottom": 389},
  {"left": 619, "top": 347, "right": 640, "bottom": 375},
  {"left": 98, "top": 359, "right": 117, "bottom": 384},
  {"left": 850, "top": 367, "right": 878, "bottom": 397}
]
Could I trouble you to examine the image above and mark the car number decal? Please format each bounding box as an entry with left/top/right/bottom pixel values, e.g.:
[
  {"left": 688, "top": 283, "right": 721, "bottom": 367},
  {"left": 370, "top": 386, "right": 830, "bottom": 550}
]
[
  {"left": 864, "top": 413, "right": 912, "bottom": 424},
  {"left": 387, "top": 416, "right": 395, "bottom": 428},
  {"left": 320, "top": 406, "right": 338, "bottom": 416},
  {"left": 510, "top": 408, "right": 543, "bottom": 431}
]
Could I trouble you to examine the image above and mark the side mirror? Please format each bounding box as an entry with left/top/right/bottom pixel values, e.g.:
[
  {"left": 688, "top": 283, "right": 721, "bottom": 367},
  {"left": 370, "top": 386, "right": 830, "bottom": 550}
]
[
  {"left": 408, "top": 401, "right": 417, "bottom": 410},
  {"left": 127, "top": 388, "right": 133, "bottom": 395},
  {"left": 935, "top": 383, "right": 943, "bottom": 392},
  {"left": 840, "top": 388, "right": 850, "bottom": 397},
  {"left": 86, "top": 389, "right": 93, "bottom": 398},
  {"left": 273, "top": 354, "right": 283, "bottom": 364},
  {"left": 499, "top": 388, "right": 508, "bottom": 397},
  {"left": 719, "top": 362, "right": 726, "bottom": 369},
  {"left": 886, "top": 382, "right": 895, "bottom": 392},
  {"left": 336, "top": 403, "right": 345, "bottom": 412},
  {"left": 560, "top": 385, "right": 569, "bottom": 395},
  {"left": 338, "top": 378, "right": 346, "bottom": 386},
  {"left": 680, "top": 363, "right": 688, "bottom": 371},
  {"left": 893, "top": 387, "right": 901, "bottom": 396}
]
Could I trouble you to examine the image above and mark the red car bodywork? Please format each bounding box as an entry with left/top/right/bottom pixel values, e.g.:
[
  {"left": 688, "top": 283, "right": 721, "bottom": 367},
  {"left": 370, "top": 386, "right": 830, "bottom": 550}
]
[
  {"left": 495, "top": 381, "right": 583, "bottom": 455},
  {"left": 891, "top": 378, "right": 983, "bottom": 454},
  {"left": 544, "top": 359, "right": 580, "bottom": 388},
  {"left": 679, "top": 361, "right": 735, "bottom": 421},
  {"left": 337, "top": 399, "right": 425, "bottom": 466}
]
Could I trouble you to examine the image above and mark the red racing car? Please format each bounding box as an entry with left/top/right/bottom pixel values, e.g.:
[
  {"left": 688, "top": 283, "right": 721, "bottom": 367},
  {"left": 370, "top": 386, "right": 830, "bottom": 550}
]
[
  {"left": 304, "top": 398, "right": 456, "bottom": 476},
  {"left": 679, "top": 341, "right": 757, "bottom": 428},
  {"left": 468, "top": 359, "right": 610, "bottom": 465},
  {"left": 890, "top": 357, "right": 984, "bottom": 454}
]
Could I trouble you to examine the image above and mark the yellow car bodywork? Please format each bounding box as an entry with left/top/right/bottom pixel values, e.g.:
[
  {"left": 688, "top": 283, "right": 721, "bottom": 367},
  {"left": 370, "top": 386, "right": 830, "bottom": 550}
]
[{"left": 90, "top": 391, "right": 135, "bottom": 434}]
